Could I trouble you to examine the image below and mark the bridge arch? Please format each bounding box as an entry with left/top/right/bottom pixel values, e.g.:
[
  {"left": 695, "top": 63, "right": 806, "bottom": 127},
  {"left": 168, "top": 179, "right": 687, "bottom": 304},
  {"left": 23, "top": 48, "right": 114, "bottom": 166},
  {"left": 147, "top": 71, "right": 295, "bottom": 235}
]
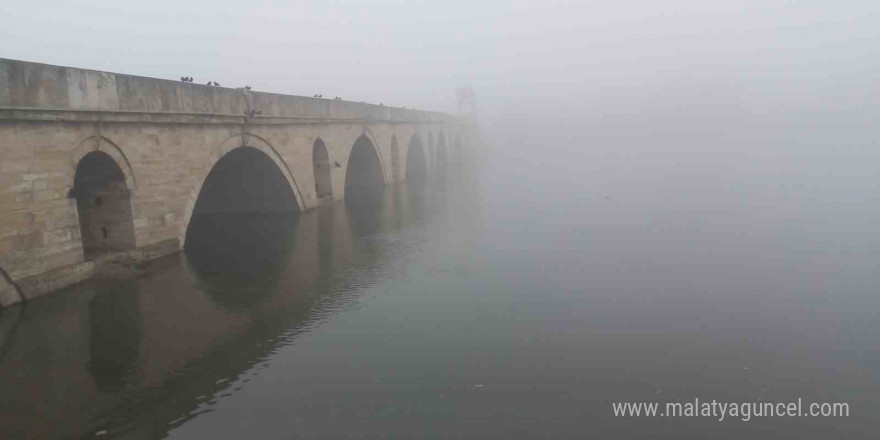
[
  {"left": 405, "top": 133, "right": 427, "bottom": 185},
  {"left": 181, "top": 133, "right": 304, "bottom": 245},
  {"left": 72, "top": 150, "right": 137, "bottom": 258},
  {"left": 313, "top": 138, "right": 333, "bottom": 202},
  {"left": 71, "top": 136, "right": 136, "bottom": 190},
  {"left": 344, "top": 133, "right": 386, "bottom": 198}
]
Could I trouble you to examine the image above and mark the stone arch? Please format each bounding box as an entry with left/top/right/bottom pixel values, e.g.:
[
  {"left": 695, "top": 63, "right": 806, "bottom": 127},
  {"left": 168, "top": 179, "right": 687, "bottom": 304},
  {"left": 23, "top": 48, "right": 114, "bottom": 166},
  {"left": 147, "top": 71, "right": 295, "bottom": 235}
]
[
  {"left": 72, "top": 150, "right": 137, "bottom": 258},
  {"left": 180, "top": 133, "right": 304, "bottom": 245},
  {"left": 344, "top": 133, "right": 387, "bottom": 198},
  {"left": 345, "top": 129, "right": 387, "bottom": 184},
  {"left": 0, "top": 265, "right": 23, "bottom": 307},
  {"left": 71, "top": 136, "right": 136, "bottom": 190},
  {"left": 405, "top": 133, "right": 428, "bottom": 185},
  {"left": 390, "top": 134, "right": 400, "bottom": 183},
  {"left": 313, "top": 138, "right": 333, "bottom": 201},
  {"left": 360, "top": 128, "right": 388, "bottom": 184}
]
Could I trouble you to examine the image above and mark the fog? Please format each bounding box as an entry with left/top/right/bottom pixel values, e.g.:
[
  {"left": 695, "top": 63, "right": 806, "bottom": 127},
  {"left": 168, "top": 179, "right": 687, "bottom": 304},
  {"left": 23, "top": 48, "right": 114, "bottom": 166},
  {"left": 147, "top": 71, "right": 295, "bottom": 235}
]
[
  {"left": 3, "top": 2, "right": 880, "bottom": 437},
  {"left": 4, "top": 0, "right": 877, "bottom": 247},
  {"left": 2, "top": 0, "right": 877, "bottom": 252}
]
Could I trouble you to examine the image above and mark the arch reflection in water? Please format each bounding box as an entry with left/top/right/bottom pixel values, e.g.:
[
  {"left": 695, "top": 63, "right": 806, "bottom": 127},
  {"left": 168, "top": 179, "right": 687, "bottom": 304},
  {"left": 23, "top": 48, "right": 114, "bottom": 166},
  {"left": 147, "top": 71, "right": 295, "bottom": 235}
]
[
  {"left": 0, "top": 177, "right": 440, "bottom": 439},
  {"left": 185, "top": 213, "right": 299, "bottom": 311},
  {"left": 185, "top": 145, "right": 302, "bottom": 310},
  {"left": 88, "top": 280, "right": 143, "bottom": 391}
]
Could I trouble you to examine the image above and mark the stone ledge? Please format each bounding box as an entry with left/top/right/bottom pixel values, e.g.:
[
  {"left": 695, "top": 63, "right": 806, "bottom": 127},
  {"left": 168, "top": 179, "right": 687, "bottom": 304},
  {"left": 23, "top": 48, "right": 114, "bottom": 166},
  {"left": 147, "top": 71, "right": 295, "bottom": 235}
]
[
  {"left": 7, "top": 238, "right": 181, "bottom": 306},
  {"left": 16, "top": 259, "right": 96, "bottom": 301},
  {"left": 0, "top": 107, "right": 461, "bottom": 126}
]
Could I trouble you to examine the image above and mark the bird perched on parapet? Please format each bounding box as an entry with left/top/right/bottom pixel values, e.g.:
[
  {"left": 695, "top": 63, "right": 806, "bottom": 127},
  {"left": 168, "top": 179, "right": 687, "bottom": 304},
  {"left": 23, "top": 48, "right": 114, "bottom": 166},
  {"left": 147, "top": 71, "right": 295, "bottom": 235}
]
[
  {"left": 207, "top": 81, "right": 212, "bottom": 86},
  {"left": 313, "top": 94, "right": 318, "bottom": 98},
  {"left": 189, "top": 77, "right": 194, "bottom": 82},
  {"left": 379, "top": 103, "right": 383, "bottom": 106},
  {"left": 213, "top": 82, "right": 220, "bottom": 87},
  {"left": 245, "top": 85, "right": 251, "bottom": 90},
  {"left": 181, "top": 76, "right": 186, "bottom": 82},
  {"left": 334, "top": 161, "right": 341, "bottom": 168}
]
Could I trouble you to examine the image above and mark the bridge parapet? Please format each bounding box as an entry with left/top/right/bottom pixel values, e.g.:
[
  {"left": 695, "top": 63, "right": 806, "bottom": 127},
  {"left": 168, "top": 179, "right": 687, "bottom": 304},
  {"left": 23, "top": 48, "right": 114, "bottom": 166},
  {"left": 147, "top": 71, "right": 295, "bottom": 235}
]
[{"left": 0, "top": 58, "right": 454, "bottom": 124}]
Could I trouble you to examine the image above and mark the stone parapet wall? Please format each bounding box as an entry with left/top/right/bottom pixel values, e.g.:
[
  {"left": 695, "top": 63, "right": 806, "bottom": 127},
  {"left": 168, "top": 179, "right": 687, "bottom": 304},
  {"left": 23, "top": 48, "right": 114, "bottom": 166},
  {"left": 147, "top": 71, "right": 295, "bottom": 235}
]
[{"left": 0, "top": 58, "right": 454, "bottom": 124}]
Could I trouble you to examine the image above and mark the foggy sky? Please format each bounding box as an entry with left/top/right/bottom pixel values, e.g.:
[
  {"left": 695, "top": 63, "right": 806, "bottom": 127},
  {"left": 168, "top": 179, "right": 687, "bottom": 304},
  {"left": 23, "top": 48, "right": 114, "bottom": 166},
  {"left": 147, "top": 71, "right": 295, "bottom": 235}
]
[
  {"left": 2, "top": 1, "right": 878, "bottom": 117},
  {"left": 2, "top": 0, "right": 879, "bottom": 198},
  {"left": 2, "top": 0, "right": 879, "bottom": 292}
]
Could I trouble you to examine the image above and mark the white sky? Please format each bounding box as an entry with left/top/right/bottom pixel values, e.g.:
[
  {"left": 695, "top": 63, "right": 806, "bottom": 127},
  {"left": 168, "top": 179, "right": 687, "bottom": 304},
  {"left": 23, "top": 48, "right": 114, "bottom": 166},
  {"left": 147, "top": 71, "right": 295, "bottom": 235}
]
[{"left": 2, "top": 0, "right": 878, "bottom": 117}]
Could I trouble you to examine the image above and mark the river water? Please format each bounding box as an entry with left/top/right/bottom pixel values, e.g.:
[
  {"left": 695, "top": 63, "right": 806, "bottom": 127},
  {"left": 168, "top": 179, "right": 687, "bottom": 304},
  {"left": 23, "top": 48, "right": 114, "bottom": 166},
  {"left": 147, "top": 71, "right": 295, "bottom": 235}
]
[{"left": 1, "top": 136, "right": 878, "bottom": 439}]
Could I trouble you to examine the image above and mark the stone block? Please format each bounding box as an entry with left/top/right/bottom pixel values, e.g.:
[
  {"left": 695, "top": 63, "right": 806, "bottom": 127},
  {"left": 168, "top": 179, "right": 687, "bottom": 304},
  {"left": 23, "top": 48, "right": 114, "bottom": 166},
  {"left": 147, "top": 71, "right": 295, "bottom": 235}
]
[
  {"left": 43, "top": 227, "right": 74, "bottom": 245},
  {"left": 12, "top": 231, "right": 44, "bottom": 252}
]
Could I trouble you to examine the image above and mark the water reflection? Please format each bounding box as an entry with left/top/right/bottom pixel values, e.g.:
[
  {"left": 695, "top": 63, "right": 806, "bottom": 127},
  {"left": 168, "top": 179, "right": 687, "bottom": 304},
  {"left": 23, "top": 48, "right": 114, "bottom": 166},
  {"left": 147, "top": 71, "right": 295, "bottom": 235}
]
[
  {"left": 0, "top": 182, "right": 437, "bottom": 440},
  {"left": 0, "top": 304, "right": 22, "bottom": 362},
  {"left": 88, "top": 281, "right": 142, "bottom": 391},
  {"left": 185, "top": 213, "right": 299, "bottom": 311},
  {"left": 0, "top": 151, "right": 876, "bottom": 439}
]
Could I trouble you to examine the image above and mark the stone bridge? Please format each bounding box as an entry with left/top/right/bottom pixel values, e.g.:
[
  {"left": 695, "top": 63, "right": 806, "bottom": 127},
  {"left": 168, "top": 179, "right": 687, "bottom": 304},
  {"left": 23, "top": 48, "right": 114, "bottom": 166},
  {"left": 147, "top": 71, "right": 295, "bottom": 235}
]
[{"left": 0, "top": 58, "right": 474, "bottom": 307}]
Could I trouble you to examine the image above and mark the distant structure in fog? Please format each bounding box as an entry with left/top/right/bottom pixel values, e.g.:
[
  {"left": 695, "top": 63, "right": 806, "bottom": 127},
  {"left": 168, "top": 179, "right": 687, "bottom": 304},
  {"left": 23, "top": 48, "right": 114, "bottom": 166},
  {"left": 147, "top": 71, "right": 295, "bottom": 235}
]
[{"left": 455, "top": 86, "right": 476, "bottom": 115}]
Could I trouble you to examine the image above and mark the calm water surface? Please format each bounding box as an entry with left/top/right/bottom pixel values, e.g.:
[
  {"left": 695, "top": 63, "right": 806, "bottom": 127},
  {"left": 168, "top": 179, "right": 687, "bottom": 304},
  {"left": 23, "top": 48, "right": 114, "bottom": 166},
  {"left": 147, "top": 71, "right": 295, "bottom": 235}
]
[{"left": 1, "top": 145, "right": 878, "bottom": 439}]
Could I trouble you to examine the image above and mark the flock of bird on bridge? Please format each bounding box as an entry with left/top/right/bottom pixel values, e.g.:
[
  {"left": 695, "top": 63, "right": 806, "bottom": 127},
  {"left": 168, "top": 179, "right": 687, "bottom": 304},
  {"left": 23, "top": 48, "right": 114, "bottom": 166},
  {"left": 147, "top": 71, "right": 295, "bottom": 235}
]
[{"left": 177, "top": 76, "right": 396, "bottom": 107}]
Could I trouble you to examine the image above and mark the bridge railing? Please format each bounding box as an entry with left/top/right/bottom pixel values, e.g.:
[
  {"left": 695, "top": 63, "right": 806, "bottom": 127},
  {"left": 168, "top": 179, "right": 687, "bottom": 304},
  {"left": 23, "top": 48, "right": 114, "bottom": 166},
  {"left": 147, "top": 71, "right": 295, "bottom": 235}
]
[{"left": 0, "top": 58, "right": 459, "bottom": 124}]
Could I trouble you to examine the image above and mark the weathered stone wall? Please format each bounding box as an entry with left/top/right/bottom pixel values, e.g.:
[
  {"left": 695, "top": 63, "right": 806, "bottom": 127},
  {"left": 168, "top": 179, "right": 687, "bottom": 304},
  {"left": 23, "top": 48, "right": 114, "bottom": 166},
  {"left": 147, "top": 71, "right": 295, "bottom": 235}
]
[
  {"left": 0, "top": 58, "right": 449, "bottom": 122},
  {"left": 76, "top": 187, "right": 136, "bottom": 256},
  {"left": 0, "top": 58, "right": 475, "bottom": 305}
]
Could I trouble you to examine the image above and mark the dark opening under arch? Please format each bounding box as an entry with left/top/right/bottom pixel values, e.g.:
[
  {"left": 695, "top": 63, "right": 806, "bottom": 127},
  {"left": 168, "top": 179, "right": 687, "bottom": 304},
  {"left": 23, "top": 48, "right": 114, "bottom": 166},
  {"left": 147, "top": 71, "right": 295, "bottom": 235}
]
[
  {"left": 72, "top": 151, "right": 136, "bottom": 259},
  {"left": 189, "top": 147, "right": 299, "bottom": 217},
  {"left": 185, "top": 146, "right": 299, "bottom": 243},
  {"left": 313, "top": 139, "right": 333, "bottom": 201},
  {"left": 184, "top": 147, "right": 300, "bottom": 304},
  {"left": 405, "top": 135, "right": 427, "bottom": 187},
  {"left": 344, "top": 135, "right": 385, "bottom": 199}
]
